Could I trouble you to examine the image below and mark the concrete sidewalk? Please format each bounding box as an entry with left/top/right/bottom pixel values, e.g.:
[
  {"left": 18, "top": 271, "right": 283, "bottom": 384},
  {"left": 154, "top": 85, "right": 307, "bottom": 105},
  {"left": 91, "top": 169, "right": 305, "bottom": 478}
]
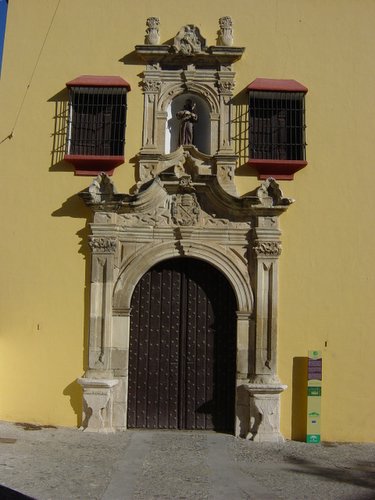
[{"left": 0, "top": 421, "right": 374, "bottom": 499}]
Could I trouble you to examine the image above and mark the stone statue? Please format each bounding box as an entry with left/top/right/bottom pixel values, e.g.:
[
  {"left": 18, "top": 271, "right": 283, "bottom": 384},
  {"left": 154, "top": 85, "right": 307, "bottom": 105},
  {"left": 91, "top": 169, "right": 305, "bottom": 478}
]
[{"left": 176, "top": 99, "right": 198, "bottom": 146}]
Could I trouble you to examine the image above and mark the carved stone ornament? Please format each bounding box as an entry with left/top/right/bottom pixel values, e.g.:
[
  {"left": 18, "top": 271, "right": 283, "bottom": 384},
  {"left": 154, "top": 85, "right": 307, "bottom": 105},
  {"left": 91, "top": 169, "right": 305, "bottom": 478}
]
[
  {"left": 218, "top": 16, "right": 233, "bottom": 47},
  {"left": 171, "top": 175, "right": 200, "bottom": 225},
  {"left": 77, "top": 378, "right": 119, "bottom": 433},
  {"left": 217, "top": 80, "right": 235, "bottom": 94},
  {"left": 253, "top": 241, "right": 282, "bottom": 257},
  {"left": 257, "top": 178, "right": 294, "bottom": 207},
  {"left": 244, "top": 383, "right": 287, "bottom": 442},
  {"left": 171, "top": 192, "right": 200, "bottom": 225},
  {"left": 89, "top": 237, "right": 117, "bottom": 253},
  {"left": 173, "top": 25, "right": 205, "bottom": 55},
  {"left": 80, "top": 173, "right": 128, "bottom": 211},
  {"left": 141, "top": 80, "right": 162, "bottom": 92},
  {"left": 145, "top": 17, "right": 160, "bottom": 45}
]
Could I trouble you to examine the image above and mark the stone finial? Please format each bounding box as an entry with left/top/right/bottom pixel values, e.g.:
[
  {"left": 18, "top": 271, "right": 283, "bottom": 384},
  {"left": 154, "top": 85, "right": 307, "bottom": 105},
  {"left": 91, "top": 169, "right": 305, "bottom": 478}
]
[
  {"left": 218, "top": 16, "right": 233, "bottom": 46},
  {"left": 145, "top": 17, "right": 160, "bottom": 45}
]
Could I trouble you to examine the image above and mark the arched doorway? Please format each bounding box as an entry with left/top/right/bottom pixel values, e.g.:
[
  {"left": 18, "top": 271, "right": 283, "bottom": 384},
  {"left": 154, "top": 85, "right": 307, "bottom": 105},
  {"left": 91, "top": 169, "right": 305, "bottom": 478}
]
[{"left": 127, "top": 257, "right": 237, "bottom": 432}]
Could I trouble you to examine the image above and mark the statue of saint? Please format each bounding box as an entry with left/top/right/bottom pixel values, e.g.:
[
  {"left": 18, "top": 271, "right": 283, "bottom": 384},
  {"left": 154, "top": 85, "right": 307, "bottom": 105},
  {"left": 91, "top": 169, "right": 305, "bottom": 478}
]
[{"left": 176, "top": 99, "right": 198, "bottom": 146}]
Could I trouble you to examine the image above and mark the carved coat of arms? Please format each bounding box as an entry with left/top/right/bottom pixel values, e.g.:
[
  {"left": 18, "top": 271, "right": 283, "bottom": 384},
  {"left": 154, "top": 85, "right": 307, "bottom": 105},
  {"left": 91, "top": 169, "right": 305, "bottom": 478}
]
[{"left": 171, "top": 192, "right": 200, "bottom": 225}]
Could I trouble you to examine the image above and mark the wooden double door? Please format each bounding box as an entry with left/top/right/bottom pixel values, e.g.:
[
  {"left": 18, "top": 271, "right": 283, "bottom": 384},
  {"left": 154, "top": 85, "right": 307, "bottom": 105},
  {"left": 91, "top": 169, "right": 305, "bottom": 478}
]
[{"left": 127, "top": 258, "right": 237, "bottom": 432}]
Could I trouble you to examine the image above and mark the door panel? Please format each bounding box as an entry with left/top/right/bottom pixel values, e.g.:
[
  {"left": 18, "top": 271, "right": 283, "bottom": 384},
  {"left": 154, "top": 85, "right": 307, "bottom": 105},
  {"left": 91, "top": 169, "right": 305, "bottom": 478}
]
[{"left": 127, "top": 258, "right": 236, "bottom": 432}]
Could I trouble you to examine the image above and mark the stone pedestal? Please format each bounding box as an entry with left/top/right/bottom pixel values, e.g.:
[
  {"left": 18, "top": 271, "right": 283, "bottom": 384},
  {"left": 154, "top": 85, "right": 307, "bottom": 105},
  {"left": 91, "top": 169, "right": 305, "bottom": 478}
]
[
  {"left": 245, "top": 383, "right": 287, "bottom": 442},
  {"left": 77, "top": 378, "right": 119, "bottom": 433}
]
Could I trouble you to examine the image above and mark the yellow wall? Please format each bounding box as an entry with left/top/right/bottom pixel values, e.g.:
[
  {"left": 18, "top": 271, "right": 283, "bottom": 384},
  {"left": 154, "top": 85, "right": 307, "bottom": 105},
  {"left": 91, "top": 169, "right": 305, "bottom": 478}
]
[{"left": 1, "top": 0, "right": 374, "bottom": 441}]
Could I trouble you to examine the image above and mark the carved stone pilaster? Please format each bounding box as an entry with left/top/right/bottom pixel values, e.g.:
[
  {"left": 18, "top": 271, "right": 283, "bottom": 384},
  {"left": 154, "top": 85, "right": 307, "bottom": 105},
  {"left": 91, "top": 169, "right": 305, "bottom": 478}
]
[{"left": 78, "top": 378, "right": 119, "bottom": 433}]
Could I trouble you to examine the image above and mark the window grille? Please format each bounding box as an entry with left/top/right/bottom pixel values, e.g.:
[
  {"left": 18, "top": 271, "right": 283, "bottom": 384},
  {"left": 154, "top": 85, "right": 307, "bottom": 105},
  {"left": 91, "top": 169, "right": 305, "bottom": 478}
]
[
  {"left": 249, "top": 90, "right": 306, "bottom": 161},
  {"left": 67, "top": 86, "right": 127, "bottom": 157}
]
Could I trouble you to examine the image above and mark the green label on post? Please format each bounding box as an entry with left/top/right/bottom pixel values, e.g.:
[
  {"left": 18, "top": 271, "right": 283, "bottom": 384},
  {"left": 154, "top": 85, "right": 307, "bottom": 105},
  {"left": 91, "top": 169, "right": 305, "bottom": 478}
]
[
  {"left": 308, "top": 386, "right": 321, "bottom": 396},
  {"left": 306, "top": 434, "right": 321, "bottom": 444}
]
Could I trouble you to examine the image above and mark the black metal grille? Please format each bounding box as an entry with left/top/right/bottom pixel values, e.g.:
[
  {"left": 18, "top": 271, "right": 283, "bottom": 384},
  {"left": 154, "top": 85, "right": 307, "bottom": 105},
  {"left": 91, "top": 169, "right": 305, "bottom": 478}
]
[
  {"left": 67, "top": 86, "right": 127, "bottom": 156},
  {"left": 249, "top": 91, "right": 306, "bottom": 160}
]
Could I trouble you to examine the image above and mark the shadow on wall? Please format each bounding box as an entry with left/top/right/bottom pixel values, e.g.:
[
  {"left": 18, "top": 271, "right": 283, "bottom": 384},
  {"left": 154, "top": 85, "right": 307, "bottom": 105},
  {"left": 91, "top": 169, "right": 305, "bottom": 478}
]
[
  {"left": 48, "top": 88, "right": 74, "bottom": 173},
  {"left": 63, "top": 380, "right": 83, "bottom": 427},
  {"left": 231, "top": 87, "right": 258, "bottom": 179},
  {"left": 51, "top": 197, "right": 92, "bottom": 376},
  {"left": 291, "top": 356, "right": 308, "bottom": 441},
  {"left": 52, "top": 193, "right": 92, "bottom": 417}
]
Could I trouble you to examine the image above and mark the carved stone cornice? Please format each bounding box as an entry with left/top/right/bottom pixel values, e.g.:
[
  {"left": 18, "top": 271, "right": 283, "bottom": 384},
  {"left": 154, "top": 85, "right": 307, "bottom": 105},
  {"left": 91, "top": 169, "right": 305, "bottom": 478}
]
[
  {"left": 89, "top": 237, "right": 117, "bottom": 254},
  {"left": 253, "top": 241, "right": 281, "bottom": 257},
  {"left": 134, "top": 21, "right": 244, "bottom": 68},
  {"left": 80, "top": 172, "right": 293, "bottom": 225}
]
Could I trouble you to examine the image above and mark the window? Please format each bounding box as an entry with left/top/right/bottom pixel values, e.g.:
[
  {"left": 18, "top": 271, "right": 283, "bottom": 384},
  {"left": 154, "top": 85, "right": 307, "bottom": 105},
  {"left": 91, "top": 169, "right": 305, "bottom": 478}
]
[
  {"left": 247, "top": 78, "right": 307, "bottom": 180},
  {"left": 65, "top": 75, "right": 130, "bottom": 175}
]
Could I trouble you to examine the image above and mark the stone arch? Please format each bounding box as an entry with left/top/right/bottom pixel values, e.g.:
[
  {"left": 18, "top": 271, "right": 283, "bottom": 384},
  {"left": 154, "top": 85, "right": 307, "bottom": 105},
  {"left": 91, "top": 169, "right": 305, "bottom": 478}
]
[
  {"left": 113, "top": 240, "right": 253, "bottom": 314},
  {"left": 158, "top": 82, "right": 219, "bottom": 115}
]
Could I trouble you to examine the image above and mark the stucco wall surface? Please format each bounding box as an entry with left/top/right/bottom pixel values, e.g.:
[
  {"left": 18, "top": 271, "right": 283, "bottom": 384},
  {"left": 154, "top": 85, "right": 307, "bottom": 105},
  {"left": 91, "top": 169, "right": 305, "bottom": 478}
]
[{"left": 0, "top": 0, "right": 374, "bottom": 441}]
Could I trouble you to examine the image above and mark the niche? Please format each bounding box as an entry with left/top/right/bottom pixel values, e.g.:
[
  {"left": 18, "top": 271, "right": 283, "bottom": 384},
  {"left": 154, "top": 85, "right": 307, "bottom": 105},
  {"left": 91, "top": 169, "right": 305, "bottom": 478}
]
[{"left": 165, "top": 93, "right": 211, "bottom": 155}]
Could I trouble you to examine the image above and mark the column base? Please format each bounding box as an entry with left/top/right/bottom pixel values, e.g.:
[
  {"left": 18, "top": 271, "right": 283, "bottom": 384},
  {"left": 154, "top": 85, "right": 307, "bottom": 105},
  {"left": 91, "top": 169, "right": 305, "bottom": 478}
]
[
  {"left": 77, "top": 378, "right": 119, "bottom": 433},
  {"left": 244, "top": 383, "right": 287, "bottom": 442}
]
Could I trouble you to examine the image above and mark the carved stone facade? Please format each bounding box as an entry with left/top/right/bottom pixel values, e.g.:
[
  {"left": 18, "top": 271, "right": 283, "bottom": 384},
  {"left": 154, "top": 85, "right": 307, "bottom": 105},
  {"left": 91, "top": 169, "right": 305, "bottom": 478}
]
[
  {"left": 134, "top": 19, "right": 244, "bottom": 197},
  {"left": 79, "top": 170, "right": 293, "bottom": 441},
  {"left": 78, "top": 20, "right": 293, "bottom": 442}
]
